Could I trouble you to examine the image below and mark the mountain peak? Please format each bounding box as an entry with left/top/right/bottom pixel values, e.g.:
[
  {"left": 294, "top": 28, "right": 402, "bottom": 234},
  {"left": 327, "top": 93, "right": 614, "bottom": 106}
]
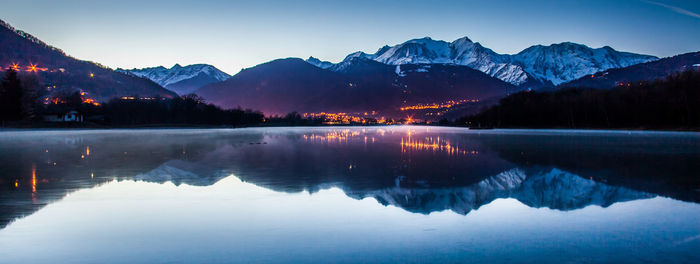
[
  {"left": 306, "top": 56, "right": 333, "bottom": 69},
  {"left": 453, "top": 36, "right": 473, "bottom": 43},
  {"left": 120, "top": 63, "right": 230, "bottom": 95},
  {"left": 315, "top": 36, "right": 657, "bottom": 87}
]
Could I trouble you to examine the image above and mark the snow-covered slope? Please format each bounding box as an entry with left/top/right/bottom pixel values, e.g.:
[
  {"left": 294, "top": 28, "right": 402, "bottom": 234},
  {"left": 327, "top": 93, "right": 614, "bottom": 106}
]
[
  {"left": 305, "top": 57, "right": 333, "bottom": 69},
  {"left": 512, "top": 42, "right": 658, "bottom": 85},
  {"left": 347, "top": 168, "right": 654, "bottom": 215},
  {"left": 308, "top": 37, "right": 657, "bottom": 88},
  {"left": 118, "top": 64, "right": 230, "bottom": 95}
]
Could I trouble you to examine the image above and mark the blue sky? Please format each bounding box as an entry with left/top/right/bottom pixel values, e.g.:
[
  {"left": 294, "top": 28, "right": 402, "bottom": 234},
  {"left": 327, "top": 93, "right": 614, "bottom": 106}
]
[{"left": 2, "top": 0, "right": 699, "bottom": 74}]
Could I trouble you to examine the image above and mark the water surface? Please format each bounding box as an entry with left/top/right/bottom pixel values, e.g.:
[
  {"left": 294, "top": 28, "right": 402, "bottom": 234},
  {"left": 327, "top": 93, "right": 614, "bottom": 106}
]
[{"left": 0, "top": 127, "right": 698, "bottom": 263}]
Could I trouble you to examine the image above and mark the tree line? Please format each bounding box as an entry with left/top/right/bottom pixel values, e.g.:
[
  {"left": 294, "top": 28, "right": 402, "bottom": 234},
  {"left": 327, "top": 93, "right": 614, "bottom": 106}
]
[
  {"left": 458, "top": 70, "right": 700, "bottom": 130},
  {"left": 0, "top": 69, "right": 265, "bottom": 127}
]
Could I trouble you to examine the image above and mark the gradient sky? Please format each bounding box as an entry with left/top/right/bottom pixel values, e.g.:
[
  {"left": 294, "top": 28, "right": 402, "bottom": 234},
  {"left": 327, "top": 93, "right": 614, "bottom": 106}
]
[{"left": 2, "top": 0, "right": 699, "bottom": 75}]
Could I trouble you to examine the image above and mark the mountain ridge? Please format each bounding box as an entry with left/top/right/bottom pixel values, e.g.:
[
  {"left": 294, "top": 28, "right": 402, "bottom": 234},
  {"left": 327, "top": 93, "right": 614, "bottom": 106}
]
[
  {"left": 306, "top": 36, "right": 657, "bottom": 88},
  {"left": 0, "top": 18, "right": 177, "bottom": 101},
  {"left": 118, "top": 64, "right": 231, "bottom": 95},
  {"left": 196, "top": 57, "right": 516, "bottom": 116}
]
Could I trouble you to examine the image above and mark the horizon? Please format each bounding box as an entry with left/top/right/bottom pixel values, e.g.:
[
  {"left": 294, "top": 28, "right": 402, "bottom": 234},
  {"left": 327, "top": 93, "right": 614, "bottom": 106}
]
[{"left": 1, "top": 0, "right": 699, "bottom": 75}]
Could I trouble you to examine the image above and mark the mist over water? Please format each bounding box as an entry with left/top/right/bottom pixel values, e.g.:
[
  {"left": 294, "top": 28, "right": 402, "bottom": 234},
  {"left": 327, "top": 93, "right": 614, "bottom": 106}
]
[{"left": 0, "top": 127, "right": 698, "bottom": 263}]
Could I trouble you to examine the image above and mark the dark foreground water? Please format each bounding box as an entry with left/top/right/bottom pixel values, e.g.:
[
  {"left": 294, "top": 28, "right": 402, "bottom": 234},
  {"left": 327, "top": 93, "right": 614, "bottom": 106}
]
[{"left": 0, "top": 126, "right": 698, "bottom": 263}]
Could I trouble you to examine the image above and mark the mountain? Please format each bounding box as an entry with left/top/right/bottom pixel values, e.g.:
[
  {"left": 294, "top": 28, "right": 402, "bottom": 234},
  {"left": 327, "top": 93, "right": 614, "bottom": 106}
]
[
  {"left": 512, "top": 42, "right": 657, "bottom": 85},
  {"left": 309, "top": 37, "right": 657, "bottom": 88},
  {"left": 560, "top": 51, "right": 700, "bottom": 89},
  {"left": 0, "top": 19, "right": 176, "bottom": 101},
  {"left": 117, "top": 64, "right": 230, "bottom": 95},
  {"left": 348, "top": 168, "right": 654, "bottom": 215},
  {"left": 196, "top": 57, "right": 515, "bottom": 116},
  {"left": 305, "top": 57, "right": 333, "bottom": 69}
]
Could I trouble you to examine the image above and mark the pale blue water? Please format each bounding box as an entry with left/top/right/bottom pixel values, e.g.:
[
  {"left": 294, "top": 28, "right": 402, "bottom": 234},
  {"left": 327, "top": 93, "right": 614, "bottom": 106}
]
[{"left": 0, "top": 126, "right": 698, "bottom": 263}]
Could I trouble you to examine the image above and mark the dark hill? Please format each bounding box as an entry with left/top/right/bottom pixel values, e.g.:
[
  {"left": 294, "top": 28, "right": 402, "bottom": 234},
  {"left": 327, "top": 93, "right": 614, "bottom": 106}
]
[
  {"left": 0, "top": 19, "right": 176, "bottom": 101},
  {"left": 560, "top": 52, "right": 700, "bottom": 89},
  {"left": 197, "top": 57, "right": 515, "bottom": 117}
]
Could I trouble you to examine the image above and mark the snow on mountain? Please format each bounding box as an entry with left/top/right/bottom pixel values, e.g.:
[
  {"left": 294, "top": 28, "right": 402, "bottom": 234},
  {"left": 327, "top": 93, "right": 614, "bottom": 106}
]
[
  {"left": 118, "top": 64, "right": 230, "bottom": 95},
  {"left": 347, "top": 168, "right": 654, "bottom": 215},
  {"left": 512, "top": 43, "right": 658, "bottom": 85},
  {"left": 305, "top": 56, "right": 333, "bottom": 69},
  {"left": 307, "top": 37, "right": 657, "bottom": 87}
]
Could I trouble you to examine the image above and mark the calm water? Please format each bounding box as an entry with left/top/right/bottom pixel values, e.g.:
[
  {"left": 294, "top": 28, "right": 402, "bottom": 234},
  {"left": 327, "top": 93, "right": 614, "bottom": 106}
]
[{"left": 0, "top": 126, "right": 698, "bottom": 263}]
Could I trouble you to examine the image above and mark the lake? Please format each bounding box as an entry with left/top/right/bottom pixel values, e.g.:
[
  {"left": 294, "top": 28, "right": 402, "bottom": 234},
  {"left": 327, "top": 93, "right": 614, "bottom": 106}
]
[{"left": 0, "top": 126, "right": 698, "bottom": 263}]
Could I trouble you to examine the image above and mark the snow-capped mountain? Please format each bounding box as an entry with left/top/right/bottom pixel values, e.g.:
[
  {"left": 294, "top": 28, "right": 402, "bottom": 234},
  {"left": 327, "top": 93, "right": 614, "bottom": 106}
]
[
  {"left": 309, "top": 37, "right": 657, "bottom": 87},
  {"left": 305, "top": 56, "right": 333, "bottom": 69},
  {"left": 512, "top": 42, "right": 658, "bottom": 85},
  {"left": 118, "top": 64, "right": 230, "bottom": 95},
  {"left": 347, "top": 168, "right": 654, "bottom": 215}
]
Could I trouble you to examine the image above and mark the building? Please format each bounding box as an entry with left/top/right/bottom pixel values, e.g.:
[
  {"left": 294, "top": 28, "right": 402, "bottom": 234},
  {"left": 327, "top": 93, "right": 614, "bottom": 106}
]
[{"left": 43, "top": 110, "right": 83, "bottom": 123}]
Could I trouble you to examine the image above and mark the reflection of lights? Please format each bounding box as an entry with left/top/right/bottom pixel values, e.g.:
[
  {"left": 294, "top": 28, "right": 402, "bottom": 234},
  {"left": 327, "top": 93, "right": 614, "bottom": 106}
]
[
  {"left": 14, "top": 179, "right": 19, "bottom": 188},
  {"left": 31, "top": 164, "right": 37, "bottom": 193},
  {"left": 86, "top": 146, "right": 90, "bottom": 156},
  {"left": 303, "top": 130, "right": 362, "bottom": 143},
  {"left": 91, "top": 173, "right": 94, "bottom": 179},
  {"left": 401, "top": 137, "right": 479, "bottom": 156}
]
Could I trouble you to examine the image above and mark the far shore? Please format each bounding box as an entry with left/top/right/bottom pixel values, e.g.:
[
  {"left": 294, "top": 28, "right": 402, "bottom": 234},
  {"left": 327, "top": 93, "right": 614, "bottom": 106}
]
[{"left": 1, "top": 124, "right": 698, "bottom": 133}]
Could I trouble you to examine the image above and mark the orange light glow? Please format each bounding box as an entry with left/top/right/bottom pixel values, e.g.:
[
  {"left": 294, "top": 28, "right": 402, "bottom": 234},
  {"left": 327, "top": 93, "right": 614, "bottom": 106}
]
[
  {"left": 31, "top": 164, "right": 37, "bottom": 193},
  {"left": 399, "top": 99, "right": 480, "bottom": 111},
  {"left": 27, "top": 64, "right": 38, "bottom": 73},
  {"left": 10, "top": 63, "right": 20, "bottom": 71},
  {"left": 401, "top": 136, "right": 479, "bottom": 156},
  {"left": 86, "top": 146, "right": 90, "bottom": 156},
  {"left": 82, "top": 98, "right": 100, "bottom": 106}
]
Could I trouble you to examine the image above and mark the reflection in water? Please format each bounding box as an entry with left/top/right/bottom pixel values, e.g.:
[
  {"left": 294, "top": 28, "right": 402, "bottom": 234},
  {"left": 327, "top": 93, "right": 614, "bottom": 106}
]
[
  {"left": 1, "top": 127, "right": 698, "bottom": 227},
  {"left": 351, "top": 168, "right": 654, "bottom": 214},
  {"left": 401, "top": 136, "right": 479, "bottom": 156},
  {"left": 0, "top": 127, "right": 698, "bottom": 262}
]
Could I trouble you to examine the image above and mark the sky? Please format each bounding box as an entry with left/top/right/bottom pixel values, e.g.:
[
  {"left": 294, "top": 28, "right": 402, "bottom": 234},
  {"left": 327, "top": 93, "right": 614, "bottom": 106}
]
[{"left": 1, "top": 0, "right": 699, "bottom": 75}]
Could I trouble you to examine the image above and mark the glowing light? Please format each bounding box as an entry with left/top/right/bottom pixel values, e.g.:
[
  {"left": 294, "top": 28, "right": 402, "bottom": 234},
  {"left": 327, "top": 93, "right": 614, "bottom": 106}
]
[
  {"left": 86, "top": 146, "right": 90, "bottom": 156},
  {"left": 89, "top": 73, "right": 95, "bottom": 78},
  {"left": 31, "top": 164, "right": 37, "bottom": 193},
  {"left": 399, "top": 99, "right": 480, "bottom": 111},
  {"left": 14, "top": 180, "right": 19, "bottom": 188},
  {"left": 83, "top": 98, "right": 100, "bottom": 106},
  {"left": 10, "top": 63, "right": 20, "bottom": 71},
  {"left": 27, "top": 63, "right": 38, "bottom": 73},
  {"left": 405, "top": 116, "right": 414, "bottom": 124},
  {"left": 400, "top": 137, "right": 479, "bottom": 156}
]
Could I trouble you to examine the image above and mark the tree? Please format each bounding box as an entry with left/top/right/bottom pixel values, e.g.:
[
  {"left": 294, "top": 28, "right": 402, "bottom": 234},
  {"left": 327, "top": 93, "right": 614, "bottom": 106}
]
[
  {"left": 0, "top": 69, "right": 23, "bottom": 122},
  {"left": 20, "top": 74, "right": 44, "bottom": 120}
]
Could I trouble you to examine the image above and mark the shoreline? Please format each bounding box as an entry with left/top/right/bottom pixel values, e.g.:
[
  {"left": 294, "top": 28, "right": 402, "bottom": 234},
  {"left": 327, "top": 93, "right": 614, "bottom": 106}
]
[{"left": 1, "top": 125, "right": 698, "bottom": 134}]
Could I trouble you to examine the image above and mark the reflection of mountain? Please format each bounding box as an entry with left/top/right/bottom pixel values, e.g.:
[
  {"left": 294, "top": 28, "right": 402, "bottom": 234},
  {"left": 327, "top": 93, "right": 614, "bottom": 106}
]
[
  {"left": 348, "top": 168, "right": 654, "bottom": 215},
  {"left": 1, "top": 128, "right": 697, "bottom": 230},
  {"left": 130, "top": 158, "right": 654, "bottom": 215},
  {"left": 134, "top": 160, "right": 226, "bottom": 186}
]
